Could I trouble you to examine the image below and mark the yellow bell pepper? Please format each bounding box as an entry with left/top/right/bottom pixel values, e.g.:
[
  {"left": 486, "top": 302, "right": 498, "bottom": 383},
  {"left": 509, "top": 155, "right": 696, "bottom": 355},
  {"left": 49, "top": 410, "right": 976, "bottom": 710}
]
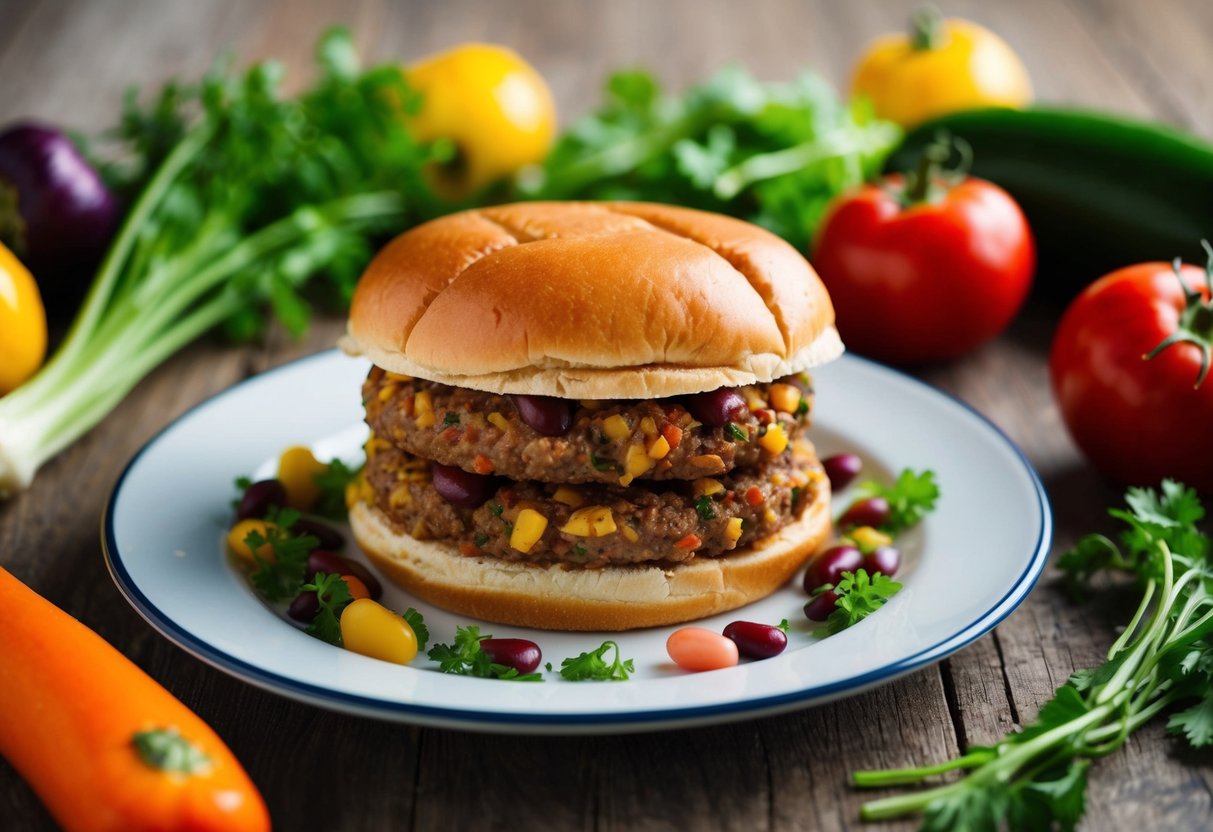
[
  {"left": 404, "top": 43, "right": 556, "bottom": 200},
  {"left": 851, "top": 9, "right": 1032, "bottom": 128},
  {"left": 0, "top": 242, "right": 46, "bottom": 395}
]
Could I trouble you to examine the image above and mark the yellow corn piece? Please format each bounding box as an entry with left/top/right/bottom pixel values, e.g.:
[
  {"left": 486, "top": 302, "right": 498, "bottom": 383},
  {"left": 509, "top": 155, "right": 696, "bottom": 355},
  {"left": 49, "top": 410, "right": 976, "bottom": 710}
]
[
  {"left": 278, "top": 446, "right": 326, "bottom": 510},
  {"left": 742, "top": 387, "right": 767, "bottom": 411},
  {"left": 413, "top": 391, "right": 435, "bottom": 428},
  {"left": 411, "top": 519, "right": 430, "bottom": 540},
  {"left": 560, "top": 506, "right": 617, "bottom": 537},
  {"left": 768, "top": 383, "right": 802, "bottom": 414},
  {"left": 227, "top": 519, "right": 277, "bottom": 563},
  {"left": 724, "top": 517, "right": 744, "bottom": 547},
  {"left": 602, "top": 414, "right": 631, "bottom": 440},
  {"left": 764, "top": 508, "right": 778, "bottom": 525},
  {"left": 385, "top": 371, "right": 413, "bottom": 382},
  {"left": 771, "top": 472, "right": 787, "bottom": 486},
  {"left": 580, "top": 399, "right": 603, "bottom": 410},
  {"left": 759, "top": 423, "right": 788, "bottom": 455},
  {"left": 639, "top": 416, "right": 658, "bottom": 437},
  {"left": 849, "top": 526, "right": 893, "bottom": 551},
  {"left": 553, "top": 486, "right": 585, "bottom": 507},
  {"left": 647, "top": 435, "right": 671, "bottom": 460},
  {"left": 487, "top": 412, "right": 510, "bottom": 432},
  {"left": 618, "top": 444, "right": 653, "bottom": 485},
  {"left": 377, "top": 383, "right": 398, "bottom": 403},
  {"left": 389, "top": 485, "right": 412, "bottom": 509},
  {"left": 510, "top": 509, "right": 548, "bottom": 554},
  {"left": 693, "top": 478, "right": 725, "bottom": 497},
  {"left": 621, "top": 525, "right": 639, "bottom": 543}
]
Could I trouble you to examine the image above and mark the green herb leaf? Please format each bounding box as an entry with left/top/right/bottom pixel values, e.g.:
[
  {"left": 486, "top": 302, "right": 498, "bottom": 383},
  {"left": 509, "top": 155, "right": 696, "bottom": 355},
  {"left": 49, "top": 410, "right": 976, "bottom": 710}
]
[
  {"left": 826, "top": 569, "right": 901, "bottom": 635},
  {"left": 403, "top": 607, "right": 429, "bottom": 653},
  {"left": 301, "top": 572, "right": 354, "bottom": 645},
  {"left": 132, "top": 728, "right": 211, "bottom": 774},
  {"left": 427, "top": 626, "right": 542, "bottom": 681},
  {"left": 590, "top": 453, "right": 619, "bottom": 472},
  {"left": 559, "top": 640, "right": 635, "bottom": 681},
  {"left": 1168, "top": 690, "right": 1213, "bottom": 747},
  {"left": 857, "top": 468, "right": 940, "bottom": 534},
  {"left": 726, "top": 422, "right": 748, "bottom": 442},
  {"left": 312, "top": 458, "right": 360, "bottom": 520},
  {"left": 695, "top": 495, "right": 716, "bottom": 521},
  {"left": 246, "top": 507, "right": 319, "bottom": 602},
  {"left": 442, "top": 411, "right": 461, "bottom": 426}
]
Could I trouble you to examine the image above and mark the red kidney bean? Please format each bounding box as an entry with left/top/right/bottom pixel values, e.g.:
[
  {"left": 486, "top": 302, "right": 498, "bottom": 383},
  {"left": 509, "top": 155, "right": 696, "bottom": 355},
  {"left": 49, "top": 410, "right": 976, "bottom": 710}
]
[
  {"left": 431, "top": 463, "right": 497, "bottom": 509},
  {"left": 864, "top": 545, "right": 901, "bottom": 577},
  {"left": 838, "top": 496, "right": 891, "bottom": 529},
  {"left": 684, "top": 388, "right": 749, "bottom": 427},
  {"left": 292, "top": 518, "right": 344, "bottom": 549},
  {"left": 804, "top": 590, "right": 840, "bottom": 622},
  {"left": 509, "top": 394, "right": 573, "bottom": 436},
  {"left": 236, "top": 479, "right": 286, "bottom": 521},
  {"left": 804, "top": 544, "right": 864, "bottom": 593},
  {"left": 479, "top": 638, "right": 542, "bottom": 675},
  {"left": 288, "top": 591, "right": 320, "bottom": 623},
  {"left": 821, "top": 453, "right": 862, "bottom": 492},
  {"left": 722, "top": 621, "right": 788, "bottom": 660}
]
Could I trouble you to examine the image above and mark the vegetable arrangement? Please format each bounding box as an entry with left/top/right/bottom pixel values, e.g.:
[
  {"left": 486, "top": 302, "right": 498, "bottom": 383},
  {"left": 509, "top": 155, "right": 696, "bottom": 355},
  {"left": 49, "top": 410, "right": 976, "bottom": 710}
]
[
  {"left": 854, "top": 481, "right": 1213, "bottom": 831},
  {"left": 0, "top": 567, "right": 268, "bottom": 832}
]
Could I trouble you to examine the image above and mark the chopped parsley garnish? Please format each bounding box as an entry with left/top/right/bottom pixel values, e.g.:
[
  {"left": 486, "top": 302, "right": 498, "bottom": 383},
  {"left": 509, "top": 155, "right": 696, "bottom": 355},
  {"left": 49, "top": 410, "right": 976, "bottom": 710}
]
[
  {"left": 489, "top": 503, "right": 504, "bottom": 517},
  {"left": 826, "top": 569, "right": 902, "bottom": 635},
  {"left": 312, "top": 458, "right": 361, "bottom": 520},
  {"left": 245, "top": 507, "right": 319, "bottom": 602},
  {"left": 590, "top": 453, "right": 619, "bottom": 472},
  {"left": 132, "top": 728, "right": 210, "bottom": 774},
  {"left": 695, "top": 495, "right": 716, "bottom": 521},
  {"left": 301, "top": 572, "right": 354, "bottom": 645},
  {"left": 726, "top": 422, "right": 748, "bottom": 441},
  {"left": 231, "top": 474, "right": 253, "bottom": 508},
  {"left": 777, "top": 618, "right": 790, "bottom": 632},
  {"left": 442, "top": 411, "right": 461, "bottom": 426},
  {"left": 790, "top": 486, "right": 802, "bottom": 506},
  {"left": 427, "top": 626, "right": 542, "bottom": 681},
  {"left": 574, "top": 544, "right": 587, "bottom": 556},
  {"left": 559, "top": 640, "right": 635, "bottom": 681},
  {"left": 795, "top": 398, "right": 809, "bottom": 416},
  {"left": 858, "top": 468, "right": 940, "bottom": 535},
  {"left": 473, "top": 533, "right": 489, "bottom": 547},
  {"left": 402, "top": 607, "right": 429, "bottom": 652}
]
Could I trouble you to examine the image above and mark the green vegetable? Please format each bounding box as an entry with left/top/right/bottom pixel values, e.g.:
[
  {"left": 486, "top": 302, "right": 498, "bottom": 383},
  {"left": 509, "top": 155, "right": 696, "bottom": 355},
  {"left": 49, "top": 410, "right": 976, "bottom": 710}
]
[
  {"left": 442, "top": 411, "right": 461, "bottom": 426},
  {"left": 402, "top": 608, "right": 429, "bottom": 653},
  {"left": 827, "top": 570, "right": 902, "bottom": 635},
  {"left": 853, "top": 481, "right": 1213, "bottom": 829},
  {"left": 311, "top": 458, "right": 360, "bottom": 521},
  {"left": 301, "top": 572, "right": 354, "bottom": 645},
  {"left": 857, "top": 469, "right": 940, "bottom": 535},
  {"left": 726, "top": 422, "right": 748, "bottom": 442},
  {"left": 518, "top": 67, "right": 899, "bottom": 251},
  {"left": 244, "top": 507, "right": 319, "bottom": 602},
  {"left": 132, "top": 728, "right": 211, "bottom": 774},
  {"left": 0, "top": 28, "right": 442, "bottom": 497},
  {"left": 695, "top": 495, "right": 716, "bottom": 521},
  {"left": 427, "top": 626, "right": 542, "bottom": 681},
  {"left": 559, "top": 640, "right": 635, "bottom": 681},
  {"left": 889, "top": 107, "right": 1213, "bottom": 294}
]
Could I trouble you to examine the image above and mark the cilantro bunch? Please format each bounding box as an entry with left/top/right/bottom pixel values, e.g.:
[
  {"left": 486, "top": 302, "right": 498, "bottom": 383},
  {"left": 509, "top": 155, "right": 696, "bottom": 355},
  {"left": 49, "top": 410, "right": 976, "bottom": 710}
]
[
  {"left": 854, "top": 481, "right": 1213, "bottom": 830},
  {"left": 517, "top": 67, "right": 900, "bottom": 249},
  {"left": 0, "top": 28, "right": 442, "bottom": 497}
]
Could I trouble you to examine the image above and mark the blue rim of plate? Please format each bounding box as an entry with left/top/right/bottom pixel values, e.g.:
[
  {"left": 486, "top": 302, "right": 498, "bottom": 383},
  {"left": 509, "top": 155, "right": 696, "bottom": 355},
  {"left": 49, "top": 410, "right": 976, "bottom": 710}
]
[{"left": 102, "top": 349, "right": 1052, "bottom": 731}]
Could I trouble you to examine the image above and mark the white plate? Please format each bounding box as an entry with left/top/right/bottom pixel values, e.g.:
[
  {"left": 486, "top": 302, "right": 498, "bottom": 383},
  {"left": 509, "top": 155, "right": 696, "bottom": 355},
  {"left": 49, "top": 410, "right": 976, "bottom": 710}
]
[{"left": 103, "top": 350, "right": 1050, "bottom": 734}]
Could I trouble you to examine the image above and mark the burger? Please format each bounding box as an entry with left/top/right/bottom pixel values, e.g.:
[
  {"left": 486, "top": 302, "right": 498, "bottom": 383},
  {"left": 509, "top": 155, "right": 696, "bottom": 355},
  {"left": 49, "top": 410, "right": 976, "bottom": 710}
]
[{"left": 341, "top": 201, "right": 843, "bottom": 631}]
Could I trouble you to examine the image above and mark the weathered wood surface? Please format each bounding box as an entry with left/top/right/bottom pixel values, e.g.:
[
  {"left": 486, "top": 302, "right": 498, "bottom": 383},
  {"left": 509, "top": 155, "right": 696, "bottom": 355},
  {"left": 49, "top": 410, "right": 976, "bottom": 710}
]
[{"left": 1, "top": 0, "right": 1211, "bottom": 829}]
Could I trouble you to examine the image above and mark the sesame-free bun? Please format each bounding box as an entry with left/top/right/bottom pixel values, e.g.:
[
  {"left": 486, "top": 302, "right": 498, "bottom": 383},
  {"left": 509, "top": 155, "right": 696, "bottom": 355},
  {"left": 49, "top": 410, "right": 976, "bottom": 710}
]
[
  {"left": 349, "top": 491, "right": 831, "bottom": 632},
  {"left": 343, "top": 202, "right": 842, "bottom": 399}
]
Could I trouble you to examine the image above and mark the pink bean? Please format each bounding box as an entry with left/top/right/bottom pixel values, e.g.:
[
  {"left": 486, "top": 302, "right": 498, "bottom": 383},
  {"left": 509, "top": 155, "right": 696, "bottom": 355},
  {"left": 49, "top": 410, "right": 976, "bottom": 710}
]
[{"left": 666, "top": 627, "right": 740, "bottom": 672}]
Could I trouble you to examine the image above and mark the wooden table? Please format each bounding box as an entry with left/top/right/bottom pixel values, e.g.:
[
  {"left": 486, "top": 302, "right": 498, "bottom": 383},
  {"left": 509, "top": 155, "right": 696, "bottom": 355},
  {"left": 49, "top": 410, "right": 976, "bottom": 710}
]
[{"left": 2, "top": 0, "right": 1211, "bottom": 828}]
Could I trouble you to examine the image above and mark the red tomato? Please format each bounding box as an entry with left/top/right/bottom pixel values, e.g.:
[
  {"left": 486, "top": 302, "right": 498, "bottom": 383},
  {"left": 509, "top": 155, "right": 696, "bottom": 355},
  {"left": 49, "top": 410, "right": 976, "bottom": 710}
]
[
  {"left": 811, "top": 174, "right": 1035, "bottom": 364},
  {"left": 1050, "top": 262, "right": 1213, "bottom": 492}
]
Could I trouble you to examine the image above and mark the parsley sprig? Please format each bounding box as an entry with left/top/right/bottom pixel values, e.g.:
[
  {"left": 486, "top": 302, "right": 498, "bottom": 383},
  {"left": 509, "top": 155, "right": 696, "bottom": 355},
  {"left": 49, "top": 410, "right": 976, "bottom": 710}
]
[
  {"left": 300, "top": 572, "right": 353, "bottom": 645},
  {"left": 827, "top": 570, "right": 902, "bottom": 635},
  {"left": 856, "top": 468, "right": 940, "bottom": 535},
  {"left": 245, "top": 507, "right": 319, "bottom": 602},
  {"left": 427, "top": 626, "right": 542, "bottom": 681},
  {"left": 559, "top": 640, "right": 635, "bottom": 681},
  {"left": 854, "top": 481, "right": 1213, "bottom": 829},
  {"left": 312, "top": 459, "right": 361, "bottom": 521}
]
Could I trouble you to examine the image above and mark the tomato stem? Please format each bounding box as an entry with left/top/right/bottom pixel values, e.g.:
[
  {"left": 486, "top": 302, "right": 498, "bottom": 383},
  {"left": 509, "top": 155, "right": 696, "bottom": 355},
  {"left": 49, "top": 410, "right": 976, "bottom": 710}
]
[
  {"left": 901, "top": 132, "right": 970, "bottom": 205},
  {"left": 910, "top": 5, "right": 946, "bottom": 51},
  {"left": 1143, "top": 248, "right": 1213, "bottom": 389}
]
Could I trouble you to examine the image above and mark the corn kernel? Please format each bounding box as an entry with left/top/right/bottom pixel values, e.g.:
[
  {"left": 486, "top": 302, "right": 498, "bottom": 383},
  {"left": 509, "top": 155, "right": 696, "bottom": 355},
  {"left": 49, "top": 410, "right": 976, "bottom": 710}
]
[
  {"left": 724, "top": 517, "right": 744, "bottom": 547},
  {"left": 742, "top": 387, "right": 767, "bottom": 411},
  {"left": 771, "top": 473, "right": 787, "bottom": 486},
  {"left": 693, "top": 478, "right": 725, "bottom": 497},
  {"left": 389, "top": 486, "right": 412, "bottom": 509},
  {"left": 278, "top": 446, "right": 326, "bottom": 510},
  {"left": 625, "top": 444, "right": 652, "bottom": 477},
  {"left": 487, "top": 412, "right": 510, "bottom": 433},
  {"left": 764, "top": 508, "right": 778, "bottom": 524},
  {"left": 603, "top": 414, "right": 631, "bottom": 440},
  {"left": 621, "top": 525, "right": 639, "bottom": 543},
  {"left": 341, "top": 599, "right": 418, "bottom": 664},
  {"left": 411, "top": 519, "right": 429, "bottom": 540},
  {"left": 759, "top": 423, "right": 788, "bottom": 455},
  {"left": 849, "top": 526, "right": 893, "bottom": 551},
  {"left": 553, "top": 486, "right": 585, "bottom": 507},
  {"left": 690, "top": 454, "right": 725, "bottom": 472},
  {"left": 647, "top": 435, "right": 671, "bottom": 460},
  {"left": 510, "top": 508, "right": 548, "bottom": 554},
  {"left": 639, "top": 416, "right": 658, "bottom": 437},
  {"left": 560, "top": 506, "right": 617, "bottom": 537},
  {"left": 414, "top": 391, "right": 435, "bottom": 428},
  {"left": 227, "top": 519, "right": 277, "bottom": 563},
  {"left": 377, "top": 383, "right": 398, "bottom": 403},
  {"left": 385, "top": 371, "right": 413, "bottom": 382},
  {"left": 768, "top": 383, "right": 802, "bottom": 414},
  {"left": 580, "top": 399, "right": 603, "bottom": 410}
]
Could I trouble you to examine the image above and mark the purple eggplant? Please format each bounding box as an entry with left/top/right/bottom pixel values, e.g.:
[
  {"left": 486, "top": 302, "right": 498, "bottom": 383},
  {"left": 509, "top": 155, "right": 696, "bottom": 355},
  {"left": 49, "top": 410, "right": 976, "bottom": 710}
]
[{"left": 0, "top": 122, "right": 119, "bottom": 294}]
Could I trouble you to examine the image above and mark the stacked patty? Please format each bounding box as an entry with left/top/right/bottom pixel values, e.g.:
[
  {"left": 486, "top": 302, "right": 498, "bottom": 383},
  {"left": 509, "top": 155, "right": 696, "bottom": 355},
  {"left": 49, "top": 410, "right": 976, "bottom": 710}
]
[{"left": 362, "top": 368, "right": 827, "bottom": 569}]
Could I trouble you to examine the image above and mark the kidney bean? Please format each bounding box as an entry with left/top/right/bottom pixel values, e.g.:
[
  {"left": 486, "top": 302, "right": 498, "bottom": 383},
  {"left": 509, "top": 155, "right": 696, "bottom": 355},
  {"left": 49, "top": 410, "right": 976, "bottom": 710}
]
[
  {"left": 667, "top": 627, "right": 740, "bottom": 671},
  {"left": 722, "top": 621, "right": 788, "bottom": 660},
  {"left": 431, "top": 462, "right": 497, "bottom": 509},
  {"left": 235, "top": 479, "right": 286, "bottom": 521},
  {"left": 821, "top": 453, "right": 862, "bottom": 492},
  {"left": 804, "top": 590, "right": 840, "bottom": 622},
  {"left": 803, "top": 545, "right": 864, "bottom": 593},
  {"left": 684, "top": 388, "right": 748, "bottom": 428},
  {"left": 292, "top": 518, "right": 344, "bottom": 550},
  {"left": 864, "top": 545, "right": 902, "bottom": 577},
  {"left": 838, "top": 496, "right": 890, "bottom": 529},
  {"left": 509, "top": 394, "right": 573, "bottom": 436},
  {"left": 479, "top": 638, "right": 542, "bottom": 675},
  {"left": 288, "top": 591, "right": 320, "bottom": 623}
]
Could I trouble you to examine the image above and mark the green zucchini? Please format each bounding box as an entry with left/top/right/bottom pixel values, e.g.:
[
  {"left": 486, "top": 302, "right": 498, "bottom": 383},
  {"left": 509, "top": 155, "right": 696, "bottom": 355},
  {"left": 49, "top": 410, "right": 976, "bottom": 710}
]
[{"left": 887, "top": 107, "right": 1213, "bottom": 296}]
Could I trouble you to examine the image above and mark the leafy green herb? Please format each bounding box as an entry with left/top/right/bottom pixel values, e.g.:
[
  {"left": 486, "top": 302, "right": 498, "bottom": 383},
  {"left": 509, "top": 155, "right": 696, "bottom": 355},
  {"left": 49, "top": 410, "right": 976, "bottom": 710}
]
[
  {"left": 442, "top": 411, "right": 461, "bottom": 426},
  {"left": 473, "top": 533, "right": 489, "bottom": 547},
  {"left": 790, "top": 486, "right": 802, "bottom": 506},
  {"left": 402, "top": 607, "right": 429, "bottom": 652},
  {"left": 559, "top": 640, "right": 635, "bottom": 681},
  {"left": 311, "top": 458, "right": 360, "bottom": 520},
  {"left": 489, "top": 503, "right": 504, "bottom": 517},
  {"left": 826, "top": 570, "right": 902, "bottom": 635},
  {"left": 427, "top": 626, "right": 542, "bottom": 681},
  {"left": 574, "top": 544, "right": 587, "bottom": 557},
  {"left": 795, "top": 398, "right": 809, "bottom": 416},
  {"left": 856, "top": 469, "right": 940, "bottom": 534},
  {"left": 590, "top": 453, "right": 619, "bottom": 472},
  {"left": 854, "top": 481, "right": 1213, "bottom": 829},
  {"left": 726, "top": 422, "right": 748, "bottom": 442},
  {"left": 245, "top": 506, "right": 319, "bottom": 602},
  {"left": 695, "top": 495, "right": 716, "bottom": 521},
  {"left": 301, "top": 572, "right": 354, "bottom": 645},
  {"left": 0, "top": 27, "right": 443, "bottom": 497},
  {"left": 777, "top": 618, "right": 790, "bottom": 632},
  {"left": 132, "top": 728, "right": 211, "bottom": 774},
  {"left": 519, "top": 67, "right": 899, "bottom": 251},
  {"left": 231, "top": 474, "right": 253, "bottom": 508}
]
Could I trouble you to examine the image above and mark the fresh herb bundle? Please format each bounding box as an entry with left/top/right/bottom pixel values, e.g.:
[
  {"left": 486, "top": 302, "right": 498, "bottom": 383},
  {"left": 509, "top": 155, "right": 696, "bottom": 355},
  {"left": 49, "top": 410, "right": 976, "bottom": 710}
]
[
  {"left": 428, "top": 626, "right": 542, "bottom": 681},
  {"left": 517, "top": 67, "right": 900, "bottom": 250},
  {"left": 854, "top": 481, "right": 1213, "bottom": 830}
]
